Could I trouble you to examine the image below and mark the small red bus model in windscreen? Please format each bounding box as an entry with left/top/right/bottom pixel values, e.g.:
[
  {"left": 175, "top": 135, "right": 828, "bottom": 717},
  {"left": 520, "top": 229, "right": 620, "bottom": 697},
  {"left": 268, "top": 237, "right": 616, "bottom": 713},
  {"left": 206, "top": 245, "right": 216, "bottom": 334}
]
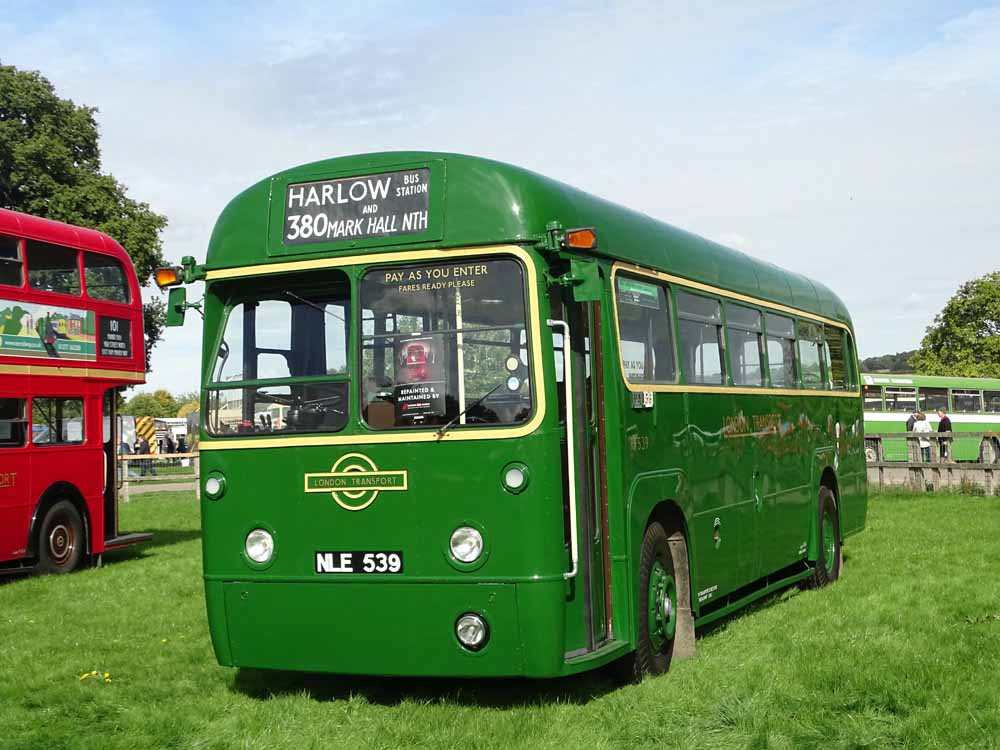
[{"left": 0, "top": 208, "right": 151, "bottom": 574}]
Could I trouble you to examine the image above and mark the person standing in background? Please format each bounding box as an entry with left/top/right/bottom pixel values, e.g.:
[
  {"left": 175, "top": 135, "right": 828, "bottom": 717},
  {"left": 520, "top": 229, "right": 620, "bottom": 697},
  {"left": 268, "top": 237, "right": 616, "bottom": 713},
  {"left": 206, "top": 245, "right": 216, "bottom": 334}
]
[
  {"left": 906, "top": 410, "right": 919, "bottom": 432},
  {"left": 937, "top": 408, "right": 953, "bottom": 461},
  {"left": 914, "top": 412, "right": 932, "bottom": 462}
]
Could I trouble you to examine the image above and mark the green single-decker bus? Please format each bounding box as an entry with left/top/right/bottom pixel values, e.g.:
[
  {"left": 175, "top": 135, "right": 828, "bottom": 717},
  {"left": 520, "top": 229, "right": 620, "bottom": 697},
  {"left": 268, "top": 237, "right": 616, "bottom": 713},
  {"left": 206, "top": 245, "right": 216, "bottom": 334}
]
[{"left": 159, "top": 152, "right": 867, "bottom": 679}]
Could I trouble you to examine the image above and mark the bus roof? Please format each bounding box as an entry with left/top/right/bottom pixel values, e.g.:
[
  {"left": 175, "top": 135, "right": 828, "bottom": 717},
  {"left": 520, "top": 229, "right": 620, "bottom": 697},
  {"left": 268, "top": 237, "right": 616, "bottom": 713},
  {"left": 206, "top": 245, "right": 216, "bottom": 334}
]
[
  {"left": 862, "top": 373, "right": 1000, "bottom": 390},
  {"left": 205, "top": 151, "right": 853, "bottom": 326},
  {"left": 0, "top": 208, "right": 131, "bottom": 263}
]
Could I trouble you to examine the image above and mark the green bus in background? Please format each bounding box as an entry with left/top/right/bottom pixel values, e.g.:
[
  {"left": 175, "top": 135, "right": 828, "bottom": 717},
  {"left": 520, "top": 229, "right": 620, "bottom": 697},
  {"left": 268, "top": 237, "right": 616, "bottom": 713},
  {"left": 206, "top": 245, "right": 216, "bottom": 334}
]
[
  {"left": 158, "top": 152, "right": 867, "bottom": 679},
  {"left": 862, "top": 373, "right": 1000, "bottom": 461}
]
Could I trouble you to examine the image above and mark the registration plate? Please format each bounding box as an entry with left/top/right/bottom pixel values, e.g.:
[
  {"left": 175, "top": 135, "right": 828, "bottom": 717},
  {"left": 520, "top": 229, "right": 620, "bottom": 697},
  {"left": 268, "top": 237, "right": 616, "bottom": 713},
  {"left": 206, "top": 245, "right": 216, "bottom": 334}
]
[{"left": 315, "top": 551, "right": 403, "bottom": 574}]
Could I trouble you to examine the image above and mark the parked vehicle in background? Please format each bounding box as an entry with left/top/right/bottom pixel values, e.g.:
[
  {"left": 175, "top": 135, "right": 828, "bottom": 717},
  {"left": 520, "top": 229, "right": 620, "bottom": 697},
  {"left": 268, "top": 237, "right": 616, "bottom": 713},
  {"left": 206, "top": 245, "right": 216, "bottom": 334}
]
[
  {"left": 0, "top": 209, "right": 151, "bottom": 574},
  {"left": 862, "top": 373, "right": 1000, "bottom": 461},
  {"left": 160, "top": 152, "right": 866, "bottom": 679}
]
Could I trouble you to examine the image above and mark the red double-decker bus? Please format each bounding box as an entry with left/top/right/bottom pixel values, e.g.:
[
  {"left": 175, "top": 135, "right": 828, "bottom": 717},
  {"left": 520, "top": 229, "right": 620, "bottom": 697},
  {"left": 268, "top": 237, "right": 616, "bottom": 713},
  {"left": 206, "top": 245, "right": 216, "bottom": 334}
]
[{"left": 0, "top": 208, "right": 151, "bottom": 574}]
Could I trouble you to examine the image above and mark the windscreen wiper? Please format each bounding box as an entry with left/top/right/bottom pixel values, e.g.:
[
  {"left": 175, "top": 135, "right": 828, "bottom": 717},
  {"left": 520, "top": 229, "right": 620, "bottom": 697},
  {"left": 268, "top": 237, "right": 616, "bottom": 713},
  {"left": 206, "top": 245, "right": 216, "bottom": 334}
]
[
  {"left": 436, "top": 382, "right": 504, "bottom": 439},
  {"left": 283, "top": 291, "right": 345, "bottom": 323}
]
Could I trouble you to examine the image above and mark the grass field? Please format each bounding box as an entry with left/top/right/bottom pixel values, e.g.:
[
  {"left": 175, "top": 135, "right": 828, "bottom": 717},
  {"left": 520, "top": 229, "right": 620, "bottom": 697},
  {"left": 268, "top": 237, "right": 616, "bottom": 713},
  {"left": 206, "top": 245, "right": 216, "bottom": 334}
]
[{"left": 2, "top": 490, "right": 999, "bottom": 750}]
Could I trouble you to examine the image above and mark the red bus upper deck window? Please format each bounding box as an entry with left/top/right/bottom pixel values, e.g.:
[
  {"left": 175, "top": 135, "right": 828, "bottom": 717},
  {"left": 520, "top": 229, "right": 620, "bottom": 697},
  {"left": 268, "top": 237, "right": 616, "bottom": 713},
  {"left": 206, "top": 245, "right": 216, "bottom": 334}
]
[
  {"left": 26, "top": 241, "right": 80, "bottom": 296},
  {"left": 0, "top": 235, "right": 23, "bottom": 287},
  {"left": 84, "top": 252, "right": 130, "bottom": 303}
]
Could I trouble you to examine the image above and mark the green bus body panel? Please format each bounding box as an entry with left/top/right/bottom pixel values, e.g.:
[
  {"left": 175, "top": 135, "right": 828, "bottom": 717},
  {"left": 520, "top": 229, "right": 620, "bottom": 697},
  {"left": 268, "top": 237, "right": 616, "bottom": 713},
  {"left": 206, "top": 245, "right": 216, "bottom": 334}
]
[
  {"left": 197, "top": 153, "right": 868, "bottom": 678},
  {"left": 204, "top": 152, "right": 852, "bottom": 326}
]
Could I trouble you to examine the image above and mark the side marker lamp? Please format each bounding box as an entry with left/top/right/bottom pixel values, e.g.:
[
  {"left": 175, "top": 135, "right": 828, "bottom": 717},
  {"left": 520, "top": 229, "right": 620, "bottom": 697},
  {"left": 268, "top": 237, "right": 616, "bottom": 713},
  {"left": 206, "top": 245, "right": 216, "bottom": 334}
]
[{"left": 562, "top": 227, "right": 598, "bottom": 250}]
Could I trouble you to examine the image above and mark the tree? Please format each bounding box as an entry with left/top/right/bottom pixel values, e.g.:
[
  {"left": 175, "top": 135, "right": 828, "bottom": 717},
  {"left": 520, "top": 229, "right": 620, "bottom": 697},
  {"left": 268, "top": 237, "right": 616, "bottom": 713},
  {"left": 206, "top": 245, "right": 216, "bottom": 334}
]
[
  {"left": 910, "top": 272, "right": 1000, "bottom": 378},
  {"left": 0, "top": 63, "right": 167, "bottom": 370},
  {"left": 860, "top": 350, "right": 917, "bottom": 373},
  {"left": 122, "top": 389, "right": 179, "bottom": 418},
  {"left": 175, "top": 390, "right": 200, "bottom": 418}
]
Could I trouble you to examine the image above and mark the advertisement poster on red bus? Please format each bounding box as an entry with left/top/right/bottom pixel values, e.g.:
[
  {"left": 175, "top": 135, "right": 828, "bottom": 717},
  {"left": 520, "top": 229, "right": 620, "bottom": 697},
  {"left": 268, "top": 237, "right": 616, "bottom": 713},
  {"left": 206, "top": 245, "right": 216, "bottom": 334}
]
[{"left": 0, "top": 300, "right": 96, "bottom": 361}]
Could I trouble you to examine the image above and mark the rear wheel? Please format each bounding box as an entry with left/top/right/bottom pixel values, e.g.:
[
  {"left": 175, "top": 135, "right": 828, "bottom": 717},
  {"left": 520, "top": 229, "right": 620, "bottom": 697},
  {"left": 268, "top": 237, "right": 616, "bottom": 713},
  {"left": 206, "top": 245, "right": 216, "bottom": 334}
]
[
  {"left": 37, "top": 500, "right": 84, "bottom": 574},
  {"left": 632, "top": 522, "right": 678, "bottom": 679},
  {"left": 807, "top": 487, "right": 841, "bottom": 588}
]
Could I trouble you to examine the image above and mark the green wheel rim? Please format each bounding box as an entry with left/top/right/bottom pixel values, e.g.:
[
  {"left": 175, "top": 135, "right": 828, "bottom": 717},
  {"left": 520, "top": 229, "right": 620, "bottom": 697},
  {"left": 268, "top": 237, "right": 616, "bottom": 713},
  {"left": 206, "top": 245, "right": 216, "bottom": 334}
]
[
  {"left": 647, "top": 560, "right": 677, "bottom": 651},
  {"left": 822, "top": 509, "right": 836, "bottom": 574}
]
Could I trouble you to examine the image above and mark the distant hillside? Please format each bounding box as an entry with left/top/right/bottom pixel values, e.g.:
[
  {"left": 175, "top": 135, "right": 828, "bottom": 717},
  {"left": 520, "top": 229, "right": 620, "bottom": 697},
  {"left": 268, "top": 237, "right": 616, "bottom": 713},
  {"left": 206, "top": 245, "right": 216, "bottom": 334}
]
[{"left": 861, "top": 350, "right": 917, "bottom": 373}]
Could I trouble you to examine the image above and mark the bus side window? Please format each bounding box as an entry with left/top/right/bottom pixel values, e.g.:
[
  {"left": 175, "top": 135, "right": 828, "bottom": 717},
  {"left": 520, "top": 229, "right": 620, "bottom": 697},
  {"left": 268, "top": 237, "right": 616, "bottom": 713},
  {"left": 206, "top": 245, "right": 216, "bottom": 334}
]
[
  {"left": 84, "top": 252, "right": 130, "bottom": 303},
  {"left": 919, "top": 387, "right": 948, "bottom": 412},
  {"left": 0, "top": 235, "right": 24, "bottom": 287},
  {"left": 32, "top": 397, "right": 85, "bottom": 444},
  {"left": 0, "top": 398, "right": 27, "bottom": 447},
  {"left": 884, "top": 386, "right": 916, "bottom": 412},
  {"left": 676, "top": 290, "right": 723, "bottom": 385},
  {"left": 797, "top": 321, "right": 826, "bottom": 389},
  {"left": 764, "top": 313, "right": 797, "bottom": 388},
  {"left": 614, "top": 275, "right": 675, "bottom": 385},
  {"left": 985, "top": 391, "right": 1000, "bottom": 413},
  {"left": 725, "top": 303, "right": 763, "bottom": 387},
  {"left": 26, "top": 240, "right": 81, "bottom": 296},
  {"left": 824, "top": 325, "right": 850, "bottom": 390},
  {"left": 863, "top": 385, "right": 883, "bottom": 410},
  {"left": 952, "top": 389, "right": 983, "bottom": 413}
]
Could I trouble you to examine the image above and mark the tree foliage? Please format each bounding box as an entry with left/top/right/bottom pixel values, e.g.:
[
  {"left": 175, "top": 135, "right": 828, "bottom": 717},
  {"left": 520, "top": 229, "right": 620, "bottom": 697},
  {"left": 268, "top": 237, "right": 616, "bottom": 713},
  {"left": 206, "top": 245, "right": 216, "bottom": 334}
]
[
  {"left": 910, "top": 272, "right": 1000, "bottom": 378},
  {"left": 0, "top": 63, "right": 167, "bottom": 369},
  {"left": 121, "top": 389, "right": 179, "bottom": 418},
  {"left": 860, "top": 350, "right": 917, "bottom": 373}
]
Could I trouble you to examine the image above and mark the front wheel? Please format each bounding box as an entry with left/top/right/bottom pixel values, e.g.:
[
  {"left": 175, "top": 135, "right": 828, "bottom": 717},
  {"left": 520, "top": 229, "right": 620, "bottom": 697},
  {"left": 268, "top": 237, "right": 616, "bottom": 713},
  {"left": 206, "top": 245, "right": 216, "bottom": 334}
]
[
  {"left": 37, "top": 500, "right": 85, "bottom": 574},
  {"left": 807, "top": 487, "right": 841, "bottom": 588}
]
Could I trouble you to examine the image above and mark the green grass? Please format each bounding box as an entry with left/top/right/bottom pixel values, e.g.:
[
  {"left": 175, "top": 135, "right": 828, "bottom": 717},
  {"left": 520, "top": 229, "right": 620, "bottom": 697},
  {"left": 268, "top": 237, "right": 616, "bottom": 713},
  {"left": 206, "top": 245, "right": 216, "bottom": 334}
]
[{"left": 2, "top": 490, "right": 999, "bottom": 750}]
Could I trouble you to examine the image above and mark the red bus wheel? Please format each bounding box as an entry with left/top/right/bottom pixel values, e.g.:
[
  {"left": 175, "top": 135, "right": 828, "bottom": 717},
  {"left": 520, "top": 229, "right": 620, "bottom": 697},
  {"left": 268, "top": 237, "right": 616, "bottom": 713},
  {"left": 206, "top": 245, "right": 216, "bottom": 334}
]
[{"left": 37, "top": 500, "right": 84, "bottom": 574}]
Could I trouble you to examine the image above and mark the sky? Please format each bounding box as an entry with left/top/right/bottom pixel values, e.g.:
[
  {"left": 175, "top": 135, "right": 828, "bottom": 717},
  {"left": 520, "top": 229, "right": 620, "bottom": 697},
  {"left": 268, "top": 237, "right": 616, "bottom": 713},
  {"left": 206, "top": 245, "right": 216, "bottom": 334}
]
[{"left": 2, "top": 0, "right": 999, "bottom": 394}]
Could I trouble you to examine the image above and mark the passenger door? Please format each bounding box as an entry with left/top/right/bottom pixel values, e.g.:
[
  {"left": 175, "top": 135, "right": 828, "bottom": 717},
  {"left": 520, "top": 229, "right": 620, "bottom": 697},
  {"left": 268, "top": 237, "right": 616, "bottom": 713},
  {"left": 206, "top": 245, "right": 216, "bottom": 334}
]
[{"left": 556, "top": 292, "right": 611, "bottom": 657}]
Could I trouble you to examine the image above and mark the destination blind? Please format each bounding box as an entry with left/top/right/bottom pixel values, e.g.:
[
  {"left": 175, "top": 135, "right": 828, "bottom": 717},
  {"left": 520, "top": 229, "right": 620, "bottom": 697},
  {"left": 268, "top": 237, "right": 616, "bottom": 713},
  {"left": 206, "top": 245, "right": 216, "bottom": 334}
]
[{"left": 284, "top": 168, "right": 430, "bottom": 246}]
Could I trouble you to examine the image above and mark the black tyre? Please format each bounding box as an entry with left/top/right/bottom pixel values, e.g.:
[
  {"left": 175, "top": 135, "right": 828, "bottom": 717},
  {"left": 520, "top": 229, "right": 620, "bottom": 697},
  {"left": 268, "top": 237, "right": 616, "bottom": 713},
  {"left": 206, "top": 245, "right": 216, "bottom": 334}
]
[
  {"left": 631, "top": 522, "right": 679, "bottom": 679},
  {"left": 37, "top": 500, "right": 84, "bottom": 574},
  {"left": 807, "top": 487, "right": 841, "bottom": 588}
]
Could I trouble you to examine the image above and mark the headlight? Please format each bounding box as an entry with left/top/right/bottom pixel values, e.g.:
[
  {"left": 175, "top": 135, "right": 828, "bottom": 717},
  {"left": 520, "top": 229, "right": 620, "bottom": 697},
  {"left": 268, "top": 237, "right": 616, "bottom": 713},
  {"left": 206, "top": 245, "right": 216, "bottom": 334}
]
[
  {"left": 245, "top": 529, "right": 274, "bottom": 563},
  {"left": 449, "top": 526, "right": 483, "bottom": 563},
  {"left": 455, "top": 613, "right": 489, "bottom": 651}
]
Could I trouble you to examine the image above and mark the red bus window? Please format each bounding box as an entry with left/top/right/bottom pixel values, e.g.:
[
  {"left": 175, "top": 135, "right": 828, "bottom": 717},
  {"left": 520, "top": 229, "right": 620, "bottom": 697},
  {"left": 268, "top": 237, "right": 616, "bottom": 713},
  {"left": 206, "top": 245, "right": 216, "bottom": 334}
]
[
  {"left": 26, "top": 241, "right": 80, "bottom": 296},
  {"left": 0, "top": 235, "right": 23, "bottom": 287},
  {"left": 31, "top": 397, "right": 85, "bottom": 445},
  {"left": 0, "top": 398, "right": 27, "bottom": 447},
  {"left": 84, "top": 252, "right": 130, "bottom": 303}
]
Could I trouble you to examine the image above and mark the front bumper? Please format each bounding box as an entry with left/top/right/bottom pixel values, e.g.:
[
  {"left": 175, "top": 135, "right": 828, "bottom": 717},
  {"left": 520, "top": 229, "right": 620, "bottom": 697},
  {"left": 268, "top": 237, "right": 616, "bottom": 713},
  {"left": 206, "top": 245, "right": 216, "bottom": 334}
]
[{"left": 206, "top": 578, "right": 568, "bottom": 677}]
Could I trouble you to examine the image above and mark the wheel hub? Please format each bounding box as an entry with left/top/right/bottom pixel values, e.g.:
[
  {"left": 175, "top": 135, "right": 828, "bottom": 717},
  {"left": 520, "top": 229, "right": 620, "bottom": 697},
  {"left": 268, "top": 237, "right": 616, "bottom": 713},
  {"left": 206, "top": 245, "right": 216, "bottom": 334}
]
[
  {"left": 647, "top": 561, "right": 677, "bottom": 651},
  {"left": 48, "top": 523, "right": 74, "bottom": 565}
]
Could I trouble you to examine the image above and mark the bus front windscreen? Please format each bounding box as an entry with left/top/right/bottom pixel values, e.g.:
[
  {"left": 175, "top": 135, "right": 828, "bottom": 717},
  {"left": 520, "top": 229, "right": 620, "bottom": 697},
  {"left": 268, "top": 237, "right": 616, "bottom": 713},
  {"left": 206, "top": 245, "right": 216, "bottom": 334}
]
[
  {"left": 205, "top": 269, "right": 350, "bottom": 436},
  {"left": 360, "top": 257, "right": 532, "bottom": 430}
]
